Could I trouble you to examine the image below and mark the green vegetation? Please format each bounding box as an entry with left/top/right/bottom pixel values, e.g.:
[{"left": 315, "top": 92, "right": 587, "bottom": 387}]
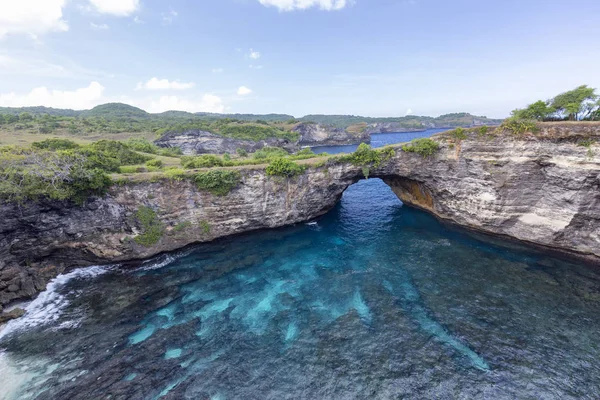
[
  {"left": 511, "top": 85, "right": 600, "bottom": 121},
  {"left": 478, "top": 126, "right": 489, "bottom": 136},
  {"left": 180, "top": 147, "right": 324, "bottom": 170},
  {"left": 172, "top": 221, "right": 192, "bottom": 233},
  {"left": 449, "top": 127, "right": 467, "bottom": 141},
  {"left": 298, "top": 113, "right": 501, "bottom": 130},
  {"left": 266, "top": 158, "right": 306, "bottom": 177},
  {"left": 401, "top": 138, "right": 440, "bottom": 158},
  {"left": 199, "top": 220, "right": 211, "bottom": 235},
  {"left": 194, "top": 170, "right": 241, "bottom": 196},
  {"left": 146, "top": 159, "right": 163, "bottom": 168},
  {"left": 164, "top": 168, "right": 187, "bottom": 181},
  {"left": 134, "top": 206, "right": 164, "bottom": 246},
  {"left": 236, "top": 148, "right": 248, "bottom": 157},
  {"left": 500, "top": 119, "right": 539, "bottom": 135},
  {"left": 578, "top": 139, "right": 595, "bottom": 159},
  {"left": 338, "top": 143, "right": 395, "bottom": 168},
  {"left": 32, "top": 138, "right": 80, "bottom": 150}
]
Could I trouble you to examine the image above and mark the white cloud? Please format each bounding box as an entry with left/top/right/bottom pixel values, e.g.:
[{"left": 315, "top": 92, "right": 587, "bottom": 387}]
[
  {"left": 90, "top": 22, "right": 110, "bottom": 30},
  {"left": 162, "top": 9, "right": 178, "bottom": 25},
  {"left": 0, "top": 82, "right": 105, "bottom": 110},
  {"left": 212, "top": 68, "right": 224, "bottom": 73},
  {"left": 249, "top": 64, "right": 264, "bottom": 70},
  {"left": 133, "top": 16, "right": 144, "bottom": 24},
  {"left": 0, "top": 0, "right": 69, "bottom": 39},
  {"left": 405, "top": 108, "right": 413, "bottom": 116},
  {"left": 144, "top": 95, "right": 225, "bottom": 113},
  {"left": 88, "top": 0, "right": 140, "bottom": 16},
  {"left": 136, "top": 77, "right": 195, "bottom": 91},
  {"left": 237, "top": 86, "right": 252, "bottom": 96},
  {"left": 249, "top": 49, "right": 261, "bottom": 60},
  {"left": 257, "top": 0, "right": 350, "bottom": 11}
]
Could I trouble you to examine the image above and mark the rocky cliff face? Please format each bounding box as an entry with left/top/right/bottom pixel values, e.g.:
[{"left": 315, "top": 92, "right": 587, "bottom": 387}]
[
  {"left": 1, "top": 123, "right": 599, "bottom": 317},
  {"left": 154, "top": 130, "right": 297, "bottom": 155},
  {"left": 292, "top": 123, "right": 370, "bottom": 146}
]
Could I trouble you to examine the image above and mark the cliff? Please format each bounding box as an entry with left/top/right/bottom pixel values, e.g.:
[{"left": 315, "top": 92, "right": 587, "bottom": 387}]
[
  {"left": 1, "top": 122, "right": 599, "bottom": 318},
  {"left": 154, "top": 130, "right": 297, "bottom": 155},
  {"left": 292, "top": 123, "right": 370, "bottom": 146}
]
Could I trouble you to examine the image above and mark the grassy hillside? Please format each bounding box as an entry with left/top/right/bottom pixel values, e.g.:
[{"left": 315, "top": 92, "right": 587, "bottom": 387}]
[
  {"left": 0, "top": 102, "right": 502, "bottom": 147},
  {"left": 300, "top": 113, "right": 502, "bottom": 130}
]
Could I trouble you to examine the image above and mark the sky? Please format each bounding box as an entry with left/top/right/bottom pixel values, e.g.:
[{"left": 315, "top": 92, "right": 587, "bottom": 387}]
[{"left": 0, "top": 0, "right": 599, "bottom": 118}]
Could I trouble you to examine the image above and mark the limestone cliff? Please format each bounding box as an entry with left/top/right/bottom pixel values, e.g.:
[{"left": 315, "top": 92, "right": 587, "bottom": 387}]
[
  {"left": 154, "top": 130, "right": 297, "bottom": 155},
  {"left": 292, "top": 123, "right": 370, "bottom": 146},
  {"left": 1, "top": 123, "right": 599, "bottom": 316}
]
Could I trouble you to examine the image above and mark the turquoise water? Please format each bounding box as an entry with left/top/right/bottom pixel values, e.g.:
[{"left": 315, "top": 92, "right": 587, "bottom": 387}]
[{"left": 1, "top": 179, "right": 600, "bottom": 399}]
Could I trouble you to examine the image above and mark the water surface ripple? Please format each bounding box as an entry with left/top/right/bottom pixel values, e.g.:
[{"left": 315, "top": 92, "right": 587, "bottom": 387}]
[{"left": 1, "top": 165, "right": 600, "bottom": 399}]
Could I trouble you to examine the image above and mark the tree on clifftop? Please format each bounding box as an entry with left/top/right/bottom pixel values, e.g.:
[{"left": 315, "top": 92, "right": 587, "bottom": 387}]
[
  {"left": 551, "top": 85, "right": 598, "bottom": 120},
  {"left": 511, "top": 85, "right": 599, "bottom": 121}
]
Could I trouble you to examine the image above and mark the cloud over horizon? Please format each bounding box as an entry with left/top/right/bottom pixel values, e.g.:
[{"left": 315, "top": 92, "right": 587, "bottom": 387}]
[
  {"left": 0, "top": 82, "right": 105, "bottom": 110},
  {"left": 257, "top": 0, "right": 350, "bottom": 11},
  {"left": 136, "top": 77, "right": 195, "bottom": 91}
]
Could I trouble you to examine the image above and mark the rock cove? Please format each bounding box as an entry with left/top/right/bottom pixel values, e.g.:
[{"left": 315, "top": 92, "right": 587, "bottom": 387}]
[{"left": 1, "top": 123, "right": 599, "bottom": 316}]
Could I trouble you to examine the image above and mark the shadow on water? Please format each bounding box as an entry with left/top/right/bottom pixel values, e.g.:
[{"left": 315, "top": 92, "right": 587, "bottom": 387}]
[{"left": 2, "top": 178, "right": 600, "bottom": 399}]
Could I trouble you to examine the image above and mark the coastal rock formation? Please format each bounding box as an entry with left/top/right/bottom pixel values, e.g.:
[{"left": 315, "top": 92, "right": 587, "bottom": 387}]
[
  {"left": 154, "top": 130, "right": 297, "bottom": 155},
  {"left": 1, "top": 123, "right": 599, "bottom": 316},
  {"left": 293, "top": 123, "right": 370, "bottom": 146}
]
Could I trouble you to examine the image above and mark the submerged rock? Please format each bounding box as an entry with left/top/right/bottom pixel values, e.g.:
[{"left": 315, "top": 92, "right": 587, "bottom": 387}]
[{"left": 0, "top": 308, "right": 25, "bottom": 324}]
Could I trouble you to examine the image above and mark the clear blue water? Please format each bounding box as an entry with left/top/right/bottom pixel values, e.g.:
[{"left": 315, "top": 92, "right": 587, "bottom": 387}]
[
  {"left": 312, "top": 128, "right": 449, "bottom": 154},
  {"left": 1, "top": 132, "right": 600, "bottom": 399}
]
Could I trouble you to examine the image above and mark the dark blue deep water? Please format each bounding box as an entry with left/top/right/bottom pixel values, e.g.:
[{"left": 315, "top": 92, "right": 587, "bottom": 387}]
[{"left": 1, "top": 132, "right": 600, "bottom": 399}]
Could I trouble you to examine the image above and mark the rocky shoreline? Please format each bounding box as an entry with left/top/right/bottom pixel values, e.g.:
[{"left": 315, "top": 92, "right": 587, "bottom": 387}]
[{"left": 1, "top": 122, "right": 599, "bottom": 321}]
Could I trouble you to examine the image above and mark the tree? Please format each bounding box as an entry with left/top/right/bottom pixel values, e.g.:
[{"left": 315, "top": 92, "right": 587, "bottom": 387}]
[
  {"left": 512, "top": 100, "right": 556, "bottom": 121},
  {"left": 551, "top": 85, "right": 598, "bottom": 120},
  {"left": 19, "top": 112, "right": 33, "bottom": 122}
]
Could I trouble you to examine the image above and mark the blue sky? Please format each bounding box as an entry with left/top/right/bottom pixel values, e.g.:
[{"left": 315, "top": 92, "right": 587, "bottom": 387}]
[{"left": 1, "top": 0, "right": 599, "bottom": 118}]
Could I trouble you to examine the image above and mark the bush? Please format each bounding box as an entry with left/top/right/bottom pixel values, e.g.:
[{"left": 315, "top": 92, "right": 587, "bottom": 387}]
[
  {"left": 236, "top": 148, "right": 248, "bottom": 158},
  {"left": 126, "top": 138, "right": 159, "bottom": 154},
  {"left": 32, "top": 138, "right": 80, "bottom": 151},
  {"left": 0, "top": 149, "right": 112, "bottom": 203},
  {"left": 134, "top": 206, "right": 164, "bottom": 247},
  {"left": 194, "top": 170, "right": 241, "bottom": 196},
  {"left": 402, "top": 138, "right": 440, "bottom": 158},
  {"left": 252, "top": 147, "right": 289, "bottom": 160},
  {"left": 146, "top": 159, "right": 163, "bottom": 168},
  {"left": 158, "top": 147, "right": 183, "bottom": 157},
  {"left": 119, "top": 165, "right": 142, "bottom": 174},
  {"left": 181, "top": 154, "right": 224, "bottom": 169},
  {"left": 500, "top": 118, "right": 539, "bottom": 135},
  {"left": 89, "top": 140, "right": 152, "bottom": 165},
  {"left": 223, "top": 153, "right": 231, "bottom": 161},
  {"left": 164, "top": 168, "right": 187, "bottom": 181},
  {"left": 266, "top": 158, "right": 306, "bottom": 177},
  {"left": 478, "top": 126, "right": 489, "bottom": 136},
  {"left": 337, "top": 143, "right": 395, "bottom": 168},
  {"left": 450, "top": 127, "right": 467, "bottom": 141}
]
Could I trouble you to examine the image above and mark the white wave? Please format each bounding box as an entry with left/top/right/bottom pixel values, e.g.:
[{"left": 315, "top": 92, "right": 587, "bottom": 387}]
[
  {"left": 135, "top": 248, "right": 194, "bottom": 272},
  {"left": 0, "top": 265, "right": 111, "bottom": 340}
]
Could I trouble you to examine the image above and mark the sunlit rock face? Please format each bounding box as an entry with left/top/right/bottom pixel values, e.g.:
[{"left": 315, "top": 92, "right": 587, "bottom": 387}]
[
  {"left": 292, "top": 122, "right": 370, "bottom": 146},
  {"left": 154, "top": 130, "right": 297, "bottom": 155},
  {"left": 0, "top": 123, "right": 599, "bottom": 310}
]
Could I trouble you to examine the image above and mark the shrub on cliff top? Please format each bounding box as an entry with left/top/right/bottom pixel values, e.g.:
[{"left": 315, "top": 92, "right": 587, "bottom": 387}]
[
  {"left": 194, "top": 169, "right": 241, "bottom": 196},
  {"left": 337, "top": 143, "right": 395, "bottom": 168},
  {"left": 500, "top": 118, "right": 540, "bottom": 135},
  {"left": 265, "top": 157, "right": 306, "bottom": 178},
  {"left": 0, "top": 148, "right": 112, "bottom": 203},
  {"left": 402, "top": 138, "right": 440, "bottom": 158}
]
